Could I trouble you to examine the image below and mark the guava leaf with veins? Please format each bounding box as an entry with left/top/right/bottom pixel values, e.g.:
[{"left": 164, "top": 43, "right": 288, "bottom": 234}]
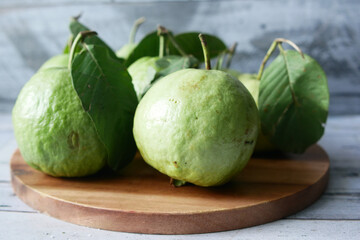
[
  {"left": 71, "top": 44, "right": 138, "bottom": 171},
  {"left": 258, "top": 50, "right": 329, "bottom": 153}
]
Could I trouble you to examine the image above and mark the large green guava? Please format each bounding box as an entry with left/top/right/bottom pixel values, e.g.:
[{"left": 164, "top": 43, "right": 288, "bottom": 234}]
[
  {"left": 12, "top": 67, "right": 107, "bottom": 177},
  {"left": 133, "top": 69, "right": 259, "bottom": 187}
]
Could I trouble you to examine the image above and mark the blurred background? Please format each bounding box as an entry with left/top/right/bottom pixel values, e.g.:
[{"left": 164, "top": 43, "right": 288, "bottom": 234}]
[{"left": 0, "top": 0, "right": 359, "bottom": 115}]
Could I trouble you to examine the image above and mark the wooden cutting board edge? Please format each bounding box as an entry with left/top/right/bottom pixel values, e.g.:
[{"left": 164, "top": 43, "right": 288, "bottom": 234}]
[{"left": 10, "top": 146, "right": 330, "bottom": 234}]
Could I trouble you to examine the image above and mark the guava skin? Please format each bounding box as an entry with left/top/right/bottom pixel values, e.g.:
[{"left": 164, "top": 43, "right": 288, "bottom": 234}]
[
  {"left": 133, "top": 69, "right": 259, "bottom": 187},
  {"left": 116, "top": 43, "right": 137, "bottom": 59},
  {"left": 237, "top": 74, "right": 260, "bottom": 106},
  {"left": 237, "top": 73, "right": 277, "bottom": 152},
  {"left": 12, "top": 68, "right": 107, "bottom": 177},
  {"left": 128, "top": 56, "right": 161, "bottom": 101},
  {"left": 38, "top": 54, "right": 69, "bottom": 71}
]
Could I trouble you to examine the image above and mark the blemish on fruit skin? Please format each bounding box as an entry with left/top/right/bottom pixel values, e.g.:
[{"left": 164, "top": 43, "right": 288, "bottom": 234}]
[
  {"left": 173, "top": 161, "right": 178, "bottom": 168},
  {"left": 67, "top": 131, "right": 80, "bottom": 149},
  {"left": 244, "top": 140, "right": 254, "bottom": 145},
  {"left": 169, "top": 98, "right": 180, "bottom": 104}
]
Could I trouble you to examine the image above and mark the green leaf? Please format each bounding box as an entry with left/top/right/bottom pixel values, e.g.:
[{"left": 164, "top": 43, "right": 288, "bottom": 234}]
[
  {"left": 71, "top": 44, "right": 138, "bottom": 171},
  {"left": 168, "top": 32, "right": 227, "bottom": 62},
  {"left": 67, "top": 18, "right": 118, "bottom": 60},
  {"left": 155, "top": 55, "right": 199, "bottom": 79},
  {"left": 258, "top": 50, "right": 329, "bottom": 153},
  {"left": 125, "top": 31, "right": 159, "bottom": 67}
]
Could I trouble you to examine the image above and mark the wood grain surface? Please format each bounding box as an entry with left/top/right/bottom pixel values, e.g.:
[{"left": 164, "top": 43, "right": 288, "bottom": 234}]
[{"left": 10, "top": 145, "right": 329, "bottom": 234}]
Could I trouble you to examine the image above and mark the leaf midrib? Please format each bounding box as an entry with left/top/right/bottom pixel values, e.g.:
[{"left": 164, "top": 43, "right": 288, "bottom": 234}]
[{"left": 280, "top": 50, "right": 299, "bottom": 106}]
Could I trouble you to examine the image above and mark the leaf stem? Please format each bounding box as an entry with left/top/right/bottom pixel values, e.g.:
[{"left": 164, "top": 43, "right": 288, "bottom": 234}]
[
  {"left": 129, "top": 17, "right": 145, "bottom": 44},
  {"left": 275, "top": 38, "right": 304, "bottom": 58},
  {"left": 225, "top": 42, "right": 238, "bottom": 69},
  {"left": 257, "top": 38, "right": 304, "bottom": 80},
  {"left": 157, "top": 26, "right": 166, "bottom": 58},
  {"left": 68, "top": 31, "right": 97, "bottom": 70},
  {"left": 257, "top": 40, "right": 277, "bottom": 80},
  {"left": 199, "top": 34, "right": 211, "bottom": 70},
  {"left": 158, "top": 25, "right": 188, "bottom": 57}
]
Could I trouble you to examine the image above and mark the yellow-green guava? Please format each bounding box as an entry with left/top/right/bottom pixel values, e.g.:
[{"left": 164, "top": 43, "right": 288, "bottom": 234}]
[
  {"left": 38, "top": 54, "right": 69, "bottom": 71},
  {"left": 128, "top": 56, "right": 160, "bottom": 101},
  {"left": 12, "top": 67, "right": 107, "bottom": 177},
  {"left": 133, "top": 69, "right": 259, "bottom": 187},
  {"left": 237, "top": 73, "right": 277, "bottom": 152}
]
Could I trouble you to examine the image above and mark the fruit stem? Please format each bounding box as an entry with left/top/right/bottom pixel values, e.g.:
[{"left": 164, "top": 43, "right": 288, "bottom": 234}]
[
  {"left": 199, "top": 33, "right": 211, "bottom": 70},
  {"left": 157, "top": 26, "right": 166, "bottom": 58},
  {"left": 68, "top": 31, "right": 98, "bottom": 70},
  {"left": 129, "top": 17, "right": 145, "bottom": 44},
  {"left": 170, "top": 178, "right": 187, "bottom": 187},
  {"left": 158, "top": 25, "right": 188, "bottom": 57},
  {"left": 257, "top": 38, "right": 304, "bottom": 80},
  {"left": 225, "top": 42, "right": 238, "bottom": 69}
]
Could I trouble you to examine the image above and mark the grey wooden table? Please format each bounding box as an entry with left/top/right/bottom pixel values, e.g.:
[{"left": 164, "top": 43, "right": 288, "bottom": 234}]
[{"left": 1, "top": 113, "right": 359, "bottom": 240}]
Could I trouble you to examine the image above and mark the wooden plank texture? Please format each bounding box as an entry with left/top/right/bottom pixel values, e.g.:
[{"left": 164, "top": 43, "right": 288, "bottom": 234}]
[{"left": 0, "top": 211, "right": 359, "bottom": 240}]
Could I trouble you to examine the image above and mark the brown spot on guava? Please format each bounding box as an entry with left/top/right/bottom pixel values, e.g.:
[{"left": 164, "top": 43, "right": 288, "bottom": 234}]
[{"left": 245, "top": 140, "right": 254, "bottom": 145}]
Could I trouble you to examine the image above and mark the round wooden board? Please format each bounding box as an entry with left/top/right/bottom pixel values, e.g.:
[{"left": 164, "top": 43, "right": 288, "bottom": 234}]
[{"left": 11, "top": 145, "right": 329, "bottom": 234}]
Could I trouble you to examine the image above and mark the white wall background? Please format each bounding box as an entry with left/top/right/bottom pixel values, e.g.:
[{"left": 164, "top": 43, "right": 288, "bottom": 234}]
[{"left": 0, "top": 0, "right": 359, "bottom": 115}]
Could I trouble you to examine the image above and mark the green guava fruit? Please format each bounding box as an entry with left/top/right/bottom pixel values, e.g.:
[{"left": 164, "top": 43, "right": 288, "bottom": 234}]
[
  {"left": 224, "top": 69, "right": 242, "bottom": 79},
  {"left": 237, "top": 73, "right": 277, "bottom": 152},
  {"left": 237, "top": 74, "right": 259, "bottom": 106},
  {"left": 12, "top": 67, "right": 107, "bottom": 177},
  {"left": 133, "top": 69, "right": 259, "bottom": 187},
  {"left": 116, "top": 43, "right": 137, "bottom": 59},
  {"left": 39, "top": 54, "right": 69, "bottom": 71},
  {"left": 128, "top": 56, "right": 161, "bottom": 101}
]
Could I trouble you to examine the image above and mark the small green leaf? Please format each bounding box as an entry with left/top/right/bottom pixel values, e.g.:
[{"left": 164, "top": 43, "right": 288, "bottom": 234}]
[
  {"left": 155, "top": 58, "right": 171, "bottom": 69},
  {"left": 71, "top": 44, "right": 138, "bottom": 171},
  {"left": 156, "top": 55, "right": 199, "bottom": 79},
  {"left": 259, "top": 50, "right": 329, "bottom": 153},
  {"left": 125, "top": 31, "right": 159, "bottom": 67},
  {"left": 169, "top": 32, "right": 227, "bottom": 62}
]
